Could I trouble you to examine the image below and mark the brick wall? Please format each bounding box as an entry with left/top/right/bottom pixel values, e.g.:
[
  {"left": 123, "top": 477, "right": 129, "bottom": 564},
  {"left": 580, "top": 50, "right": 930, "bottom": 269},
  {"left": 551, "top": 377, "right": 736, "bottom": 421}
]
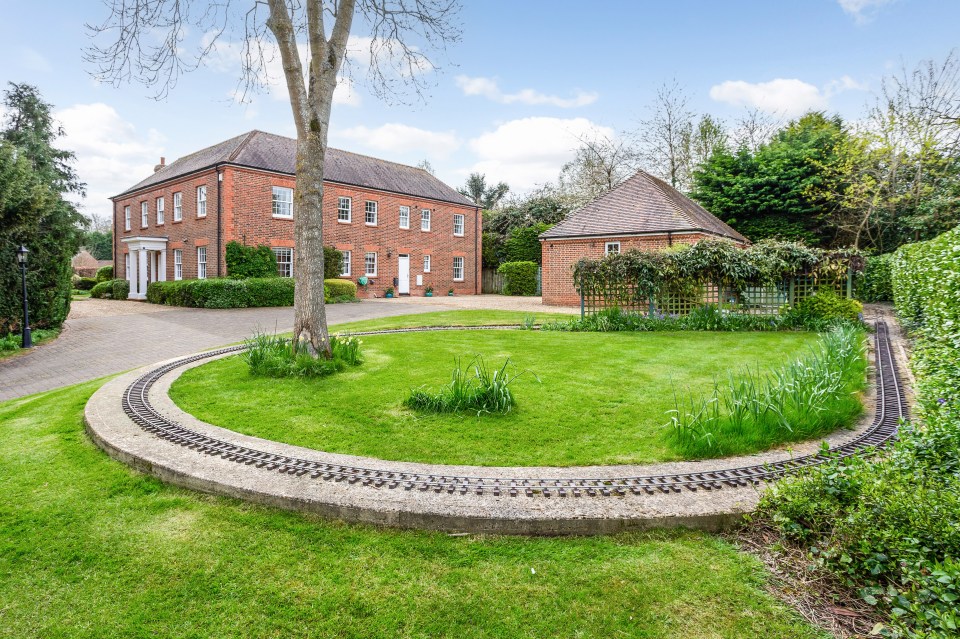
[
  {"left": 113, "top": 165, "right": 481, "bottom": 297},
  {"left": 540, "top": 233, "right": 712, "bottom": 307}
]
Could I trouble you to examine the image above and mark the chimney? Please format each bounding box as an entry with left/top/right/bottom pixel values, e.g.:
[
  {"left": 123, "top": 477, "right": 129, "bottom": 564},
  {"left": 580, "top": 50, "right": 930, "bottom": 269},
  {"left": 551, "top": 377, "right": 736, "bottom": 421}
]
[{"left": 154, "top": 157, "right": 166, "bottom": 172}]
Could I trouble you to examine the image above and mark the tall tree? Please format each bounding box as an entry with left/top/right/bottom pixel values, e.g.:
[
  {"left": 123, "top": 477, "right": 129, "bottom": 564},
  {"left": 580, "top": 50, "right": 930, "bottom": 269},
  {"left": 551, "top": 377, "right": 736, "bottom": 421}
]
[
  {"left": 636, "top": 80, "right": 694, "bottom": 190},
  {"left": 86, "top": 0, "right": 461, "bottom": 356},
  {"left": 0, "top": 84, "right": 85, "bottom": 334},
  {"left": 458, "top": 172, "right": 509, "bottom": 209},
  {"left": 557, "top": 134, "right": 638, "bottom": 204}
]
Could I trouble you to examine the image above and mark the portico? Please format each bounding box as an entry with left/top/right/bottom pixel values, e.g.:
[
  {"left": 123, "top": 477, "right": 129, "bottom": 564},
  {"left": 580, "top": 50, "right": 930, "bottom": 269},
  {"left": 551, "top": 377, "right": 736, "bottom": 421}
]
[{"left": 121, "top": 237, "right": 168, "bottom": 299}]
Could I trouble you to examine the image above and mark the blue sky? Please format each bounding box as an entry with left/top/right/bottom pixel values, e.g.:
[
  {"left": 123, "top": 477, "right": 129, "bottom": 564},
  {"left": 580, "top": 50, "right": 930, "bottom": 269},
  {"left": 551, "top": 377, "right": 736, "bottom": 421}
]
[{"left": 1, "top": 0, "right": 958, "bottom": 215}]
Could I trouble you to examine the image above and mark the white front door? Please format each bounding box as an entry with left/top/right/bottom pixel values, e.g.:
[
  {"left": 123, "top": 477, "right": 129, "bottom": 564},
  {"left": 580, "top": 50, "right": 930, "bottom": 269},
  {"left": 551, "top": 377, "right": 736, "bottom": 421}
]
[{"left": 397, "top": 255, "right": 410, "bottom": 294}]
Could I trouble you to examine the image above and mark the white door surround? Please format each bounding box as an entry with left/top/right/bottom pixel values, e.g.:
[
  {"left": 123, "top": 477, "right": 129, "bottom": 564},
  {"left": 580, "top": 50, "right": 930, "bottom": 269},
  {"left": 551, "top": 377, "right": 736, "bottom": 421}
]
[
  {"left": 121, "top": 236, "right": 169, "bottom": 299},
  {"left": 397, "top": 254, "right": 410, "bottom": 295}
]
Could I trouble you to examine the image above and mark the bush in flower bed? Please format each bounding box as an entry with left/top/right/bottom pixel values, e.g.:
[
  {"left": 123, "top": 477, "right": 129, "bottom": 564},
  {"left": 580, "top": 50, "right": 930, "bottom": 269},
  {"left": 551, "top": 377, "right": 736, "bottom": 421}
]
[
  {"left": 90, "top": 279, "right": 130, "bottom": 299},
  {"left": 242, "top": 331, "right": 362, "bottom": 378},
  {"left": 758, "top": 226, "right": 960, "bottom": 639},
  {"left": 324, "top": 278, "right": 357, "bottom": 302}
]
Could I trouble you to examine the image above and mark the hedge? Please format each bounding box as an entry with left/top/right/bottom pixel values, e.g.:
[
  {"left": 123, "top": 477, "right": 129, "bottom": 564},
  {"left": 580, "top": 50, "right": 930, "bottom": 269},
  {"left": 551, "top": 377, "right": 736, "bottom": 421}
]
[
  {"left": 147, "top": 278, "right": 295, "bottom": 308},
  {"left": 90, "top": 279, "right": 129, "bottom": 299},
  {"left": 759, "top": 226, "right": 960, "bottom": 639},
  {"left": 74, "top": 277, "right": 97, "bottom": 291},
  {"left": 497, "top": 261, "right": 539, "bottom": 296},
  {"left": 857, "top": 253, "right": 893, "bottom": 302},
  {"left": 95, "top": 265, "right": 113, "bottom": 282},
  {"left": 225, "top": 242, "right": 278, "bottom": 279},
  {"left": 324, "top": 279, "right": 357, "bottom": 301}
]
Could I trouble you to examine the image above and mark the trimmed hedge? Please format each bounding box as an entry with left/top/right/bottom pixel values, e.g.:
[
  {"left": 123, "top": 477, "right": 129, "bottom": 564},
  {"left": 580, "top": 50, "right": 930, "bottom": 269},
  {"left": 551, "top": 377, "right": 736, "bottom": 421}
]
[
  {"left": 759, "top": 226, "right": 960, "bottom": 639},
  {"left": 857, "top": 253, "right": 894, "bottom": 302},
  {"left": 225, "top": 242, "right": 278, "bottom": 279},
  {"left": 74, "top": 277, "right": 97, "bottom": 291},
  {"left": 95, "top": 265, "right": 113, "bottom": 282},
  {"left": 324, "top": 279, "right": 357, "bottom": 301},
  {"left": 498, "top": 261, "right": 539, "bottom": 296},
  {"left": 147, "top": 278, "right": 295, "bottom": 308},
  {"left": 90, "top": 279, "right": 129, "bottom": 299}
]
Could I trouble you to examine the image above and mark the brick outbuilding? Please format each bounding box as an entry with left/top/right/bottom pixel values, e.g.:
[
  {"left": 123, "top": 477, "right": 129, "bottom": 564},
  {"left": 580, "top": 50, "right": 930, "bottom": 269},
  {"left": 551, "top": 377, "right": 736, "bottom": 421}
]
[
  {"left": 111, "top": 130, "right": 480, "bottom": 299},
  {"left": 539, "top": 170, "right": 748, "bottom": 306}
]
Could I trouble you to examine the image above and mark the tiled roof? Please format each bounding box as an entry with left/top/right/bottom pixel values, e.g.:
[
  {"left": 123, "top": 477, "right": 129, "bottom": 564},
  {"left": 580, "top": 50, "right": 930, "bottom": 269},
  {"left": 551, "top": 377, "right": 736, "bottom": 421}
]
[
  {"left": 115, "top": 130, "right": 474, "bottom": 206},
  {"left": 540, "top": 170, "right": 748, "bottom": 243}
]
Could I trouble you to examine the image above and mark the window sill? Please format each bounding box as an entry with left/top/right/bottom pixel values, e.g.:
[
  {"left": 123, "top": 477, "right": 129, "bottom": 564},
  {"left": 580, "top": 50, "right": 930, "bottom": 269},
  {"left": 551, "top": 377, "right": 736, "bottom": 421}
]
[
  {"left": 365, "top": 223, "right": 378, "bottom": 227},
  {"left": 338, "top": 219, "right": 352, "bottom": 224},
  {"left": 172, "top": 219, "right": 182, "bottom": 224},
  {"left": 272, "top": 215, "right": 294, "bottom": 220},
  {"left": 454, "top": 234, "right": 464, "bottom": 237}
]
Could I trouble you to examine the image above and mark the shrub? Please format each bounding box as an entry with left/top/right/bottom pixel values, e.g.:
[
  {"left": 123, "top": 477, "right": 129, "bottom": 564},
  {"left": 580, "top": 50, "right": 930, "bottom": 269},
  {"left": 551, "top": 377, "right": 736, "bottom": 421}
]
[
  {"left": 323, "top": 279, "right": 357, "bottom": 302},
  {"left": 95, "top": 265, "right": 113, "bottom": 282},
  {"left": 324, "top": 246, "right": 344, "bottom": 279},
  {"left": 90, "top": 280, "right": 112, "bottom": 298},
  {"left": 111, "top": 279, "right": 130, "bottom": 300},
  {"left": 405, "top": 356, "right": 536, "bottom": 415},
  {"left": 497, "top": 261, "right": 538, "bottom": 296},
  {"left": 74, "top": 277, "right": 97, "bottom": 291},
  {"left": 503, "top": 223, "right": 552, "bottom": 264},
  {"left": 782, "top": 288, "right": 862, "bottom": 327},
  {"left": 758, "top": 226, "right": 960, "bottom": 639},
  {"left": 242, "top": 331, "right": 362, "bottom": 378},
  {"left": 857, "top": 253, "right": 894, "bottom": 302},
  {"left": 147, "top": 278, "right": 295, "bottom": 308},
  {"left": 225, "top": 242, "right": 278, "bottom": 279}
]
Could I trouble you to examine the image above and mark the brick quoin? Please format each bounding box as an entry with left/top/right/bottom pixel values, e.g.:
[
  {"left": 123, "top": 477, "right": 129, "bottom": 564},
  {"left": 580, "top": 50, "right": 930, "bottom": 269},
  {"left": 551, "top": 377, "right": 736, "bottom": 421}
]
[
  {"left": 541, "top": 233, "right": 749, "bottom": 307},
  {"left": 114, "top": 166, "right": 481, "bottom": 298}
]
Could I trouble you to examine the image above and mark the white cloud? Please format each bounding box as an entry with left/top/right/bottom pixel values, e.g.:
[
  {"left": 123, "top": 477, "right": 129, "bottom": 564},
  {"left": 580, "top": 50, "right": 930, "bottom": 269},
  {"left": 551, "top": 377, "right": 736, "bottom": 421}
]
[
  {"left": 709, "top": 76, "right": 868, "bottom": 118},
  {"left": 335, "top": 123, "right": 460, "bottom": 157},
  {"left": 455, "top": 75, "right": 598, "bottom": 108},
  {"left": 55, "top": 103, "right": 165, "bottom": 214},
  {"left": 838, "top": 0, "right": 895, "bottom": 24},
  {"left": 466, "top": 117, "right": 614, "bottom": 190}
]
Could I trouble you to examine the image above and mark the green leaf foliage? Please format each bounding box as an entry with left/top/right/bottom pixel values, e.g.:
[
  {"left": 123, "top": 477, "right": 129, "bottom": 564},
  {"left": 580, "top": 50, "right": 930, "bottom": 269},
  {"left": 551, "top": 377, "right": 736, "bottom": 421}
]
[
  {"left": 323, "top": 246, "right": 343, "bottom": 279},
  {"left": 95, "top": 265, "right": 113, "bottom": 282},
  {"left": 497, "top": 261, "right": 539, "bottom": 296},
  {"left": 224, "top": 242, "right": 278, "bottom": 279},
  {"left": 147, "top": 278, "right": 295, "bottom": 308},
  {"left": 504, "top": 222, "right": 552, "bottom": 264},
  {"left": 857, "top": 253, "right": 894, "bottom": 302}
]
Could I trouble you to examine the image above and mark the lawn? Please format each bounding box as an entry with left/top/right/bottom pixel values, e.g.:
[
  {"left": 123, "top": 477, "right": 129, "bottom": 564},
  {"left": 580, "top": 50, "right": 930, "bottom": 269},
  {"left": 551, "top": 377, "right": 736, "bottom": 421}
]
[
  {"left": 0, "top": 328, "right": 59, "bottom": 361},
  {"left": 0, "top": 380, "right": 827, "bottom": 638},
  {"left": 171, "top": 327, "right": 823, "bottom": 466}
]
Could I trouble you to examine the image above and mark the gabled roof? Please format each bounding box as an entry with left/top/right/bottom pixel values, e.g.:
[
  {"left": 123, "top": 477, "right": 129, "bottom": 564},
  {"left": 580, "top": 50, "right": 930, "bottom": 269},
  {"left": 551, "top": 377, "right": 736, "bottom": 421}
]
[
  {"left": 114, "top": 130, "right": 474, "bottom": 207},
  {"left": 540, "top": 170, "right": 748, "bottom": 243}
]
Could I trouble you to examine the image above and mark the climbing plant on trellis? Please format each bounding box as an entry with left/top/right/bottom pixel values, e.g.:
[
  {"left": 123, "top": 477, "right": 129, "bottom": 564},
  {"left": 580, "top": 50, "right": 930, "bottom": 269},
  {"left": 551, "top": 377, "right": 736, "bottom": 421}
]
[{"left": 573, "top": 239, "right": 860, "bottom": 317}]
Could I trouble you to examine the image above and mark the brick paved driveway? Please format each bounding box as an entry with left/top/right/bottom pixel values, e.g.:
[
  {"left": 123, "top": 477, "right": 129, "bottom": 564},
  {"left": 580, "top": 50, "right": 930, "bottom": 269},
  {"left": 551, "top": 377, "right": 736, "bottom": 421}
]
[{"left": 0, "top": 299, "right": 448, "bottom": 401}]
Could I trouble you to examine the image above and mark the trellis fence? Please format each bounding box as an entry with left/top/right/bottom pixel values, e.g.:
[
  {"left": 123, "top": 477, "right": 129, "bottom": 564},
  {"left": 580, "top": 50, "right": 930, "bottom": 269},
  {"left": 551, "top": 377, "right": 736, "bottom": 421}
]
[{"left": 579, "top": 270, "right": 854, "bottom": 318}]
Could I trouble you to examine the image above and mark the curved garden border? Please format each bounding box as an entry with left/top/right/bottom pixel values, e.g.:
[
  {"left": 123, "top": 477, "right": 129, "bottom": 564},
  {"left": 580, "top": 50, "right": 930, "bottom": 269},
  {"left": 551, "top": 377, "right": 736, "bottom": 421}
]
[{"left": 85, "top": 322, "right": 906, "bottom": 535}]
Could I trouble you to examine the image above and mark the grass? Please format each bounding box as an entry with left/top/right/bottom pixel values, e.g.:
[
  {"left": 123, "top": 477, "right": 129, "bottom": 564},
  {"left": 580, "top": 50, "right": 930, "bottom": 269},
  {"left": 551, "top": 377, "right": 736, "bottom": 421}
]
[
  {"left": 327, "top": 309, "right": 576, "bottom": 332},
  {"left": 669, "top": 324, "right": 868, "bottom": 459},
  {"left": 171, "top": 328, "right": 824, "bottom": 466},
  {"left": 0, "top": 328, "right": 60, "bottom": 360},
  {"left": 0, "top": 380, "right": 827, "bottom": 638},
  {"left": 405, "top": 355, "right": 533, "bottom": 414}
]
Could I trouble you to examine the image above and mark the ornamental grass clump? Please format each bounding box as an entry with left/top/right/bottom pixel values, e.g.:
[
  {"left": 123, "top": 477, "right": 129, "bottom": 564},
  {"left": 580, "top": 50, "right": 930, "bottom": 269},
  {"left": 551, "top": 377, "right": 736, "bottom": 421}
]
[
  {"left": 242, "top": 331, "right": 362, "bottom": 378},
  {"left": 667, "top": 323, "right": 867, "bottom": 458},
  {"left": 405, "top": 355, "right": 537, "bottom": 415}
]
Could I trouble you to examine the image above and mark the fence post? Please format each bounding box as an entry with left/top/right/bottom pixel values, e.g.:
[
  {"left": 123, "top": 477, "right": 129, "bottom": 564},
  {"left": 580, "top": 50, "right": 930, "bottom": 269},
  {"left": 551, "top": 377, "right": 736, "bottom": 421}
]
[
  {"left": 846, "top": 265, "right": 854, "bottom": 299},
  {"left": 788, "top": 278, "right": 795, "bottom": 307},
  {"left": 580, "top": 292, "right": 585, "bottom": 319}
]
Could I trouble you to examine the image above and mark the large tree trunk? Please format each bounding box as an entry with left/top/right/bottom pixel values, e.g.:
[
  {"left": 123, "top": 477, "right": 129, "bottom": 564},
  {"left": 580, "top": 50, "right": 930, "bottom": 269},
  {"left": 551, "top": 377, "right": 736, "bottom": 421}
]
[{"left": 293, "top": 131, "right": 331, "bottom": 357}]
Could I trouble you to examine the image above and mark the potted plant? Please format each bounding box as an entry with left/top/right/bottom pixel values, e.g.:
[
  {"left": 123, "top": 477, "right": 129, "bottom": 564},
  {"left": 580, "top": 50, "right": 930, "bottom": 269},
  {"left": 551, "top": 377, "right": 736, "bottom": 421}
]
[
  {"left": 424, "top": 286, "right": 433, "bottom": 297},
  {"left": 384, "top": 286, "right": 394, "bottom": 298},
  {"left": 448, "top": 288, "right": 454, "bottom": 296}
]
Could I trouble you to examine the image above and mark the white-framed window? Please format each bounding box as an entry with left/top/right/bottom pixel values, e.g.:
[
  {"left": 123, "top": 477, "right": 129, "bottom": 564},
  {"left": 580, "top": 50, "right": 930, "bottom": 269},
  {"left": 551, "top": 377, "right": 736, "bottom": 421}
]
[
  {"left": 124, "top": 206, "right": 131, "bottom": 231},
  {"left": 452, "top": 256, "right": 464, "bottom": 281},
  {"left": 197, "top": 186, "right": 207, "bottom": 217},
  {"left": 141, "top": 201, "right": 148, "bottom": 228},
  {"left": 197, "top": 246, "right": 207, "bottom": 279},
  {"left": 273, "top": 247, "right": 293, "bottom": 277},
  {"left": 173, "top": 249, "right": 182, "bottom": 281},
  {"left": 399, "top": 206, "right": 410, "bottom": 229},
  {"left": 173, "top": 192, "right": 182, "bottom": 221},
  {"left": 423, "top": 254, "right": 431, "bottom": 273},
  {"left": 364, "top": 252, "right": 377, "bottom": 277},
  {"left": 156, "top": 197, "right": 164, "bottom": 225},
  {"left": 272, "top": 187, "right": 293, "bottom": 219},
  {"left": 421, "top": 208, "right": 431, "bottom": 231},
  {"left": 340, "top": 250, "right": 351, "bottom": 277},
  {"left": 605, "top": 242, "right": 621, "bottom": 256},
  {"left": 338, "top": 196, "right": 352, "bottom": 222},
  {"left": 365, "top": 200, "right": 378, "bottom": 226},
  {"left": 453, "top": 214, "right": 465, "bottom": 236}
]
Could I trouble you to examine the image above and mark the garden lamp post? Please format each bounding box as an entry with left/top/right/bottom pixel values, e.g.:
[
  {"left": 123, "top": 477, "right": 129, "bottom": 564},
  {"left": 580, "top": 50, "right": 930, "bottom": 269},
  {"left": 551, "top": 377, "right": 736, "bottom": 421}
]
[{"left": 16, "top": 245, "right": 31, "bottom": 349}]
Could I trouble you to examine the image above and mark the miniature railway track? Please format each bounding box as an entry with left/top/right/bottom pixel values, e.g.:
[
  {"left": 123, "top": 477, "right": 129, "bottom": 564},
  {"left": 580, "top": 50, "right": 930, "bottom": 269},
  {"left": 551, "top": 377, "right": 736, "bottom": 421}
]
[{"left": 121, "top": 322, "right": 907, "bottom": 498}]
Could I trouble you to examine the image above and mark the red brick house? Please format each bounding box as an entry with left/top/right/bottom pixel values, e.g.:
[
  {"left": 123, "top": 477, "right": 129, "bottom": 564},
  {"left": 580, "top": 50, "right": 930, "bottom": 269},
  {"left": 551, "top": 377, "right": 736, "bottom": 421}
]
[
  {"left": 539, "top": 170, "right": 748, "bottom": 306},
  {"left": 111, "top": 130, "right": 480, "bottom": 299}
]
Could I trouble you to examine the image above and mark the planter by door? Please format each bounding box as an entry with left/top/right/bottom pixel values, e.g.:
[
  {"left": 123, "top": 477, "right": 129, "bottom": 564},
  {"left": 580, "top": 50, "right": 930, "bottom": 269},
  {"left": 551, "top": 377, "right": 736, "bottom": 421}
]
[{"left": 397, "top": 255, "right": 410, "bottom": 295}]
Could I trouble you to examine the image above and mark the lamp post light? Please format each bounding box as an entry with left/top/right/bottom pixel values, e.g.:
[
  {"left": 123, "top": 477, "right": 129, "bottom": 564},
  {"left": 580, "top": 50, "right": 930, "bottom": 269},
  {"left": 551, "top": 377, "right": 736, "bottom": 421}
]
[{"left": 16, "top": 245, "right": 31, "bottom": 349}]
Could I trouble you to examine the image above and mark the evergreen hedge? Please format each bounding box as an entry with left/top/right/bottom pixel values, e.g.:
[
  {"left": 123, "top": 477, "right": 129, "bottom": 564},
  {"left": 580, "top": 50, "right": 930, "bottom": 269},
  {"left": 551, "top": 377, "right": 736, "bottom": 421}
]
[
  {"left": 95, "top": 265, "right": 113, "bottom": 282},
  {"left": 146, "top": 277, "right": 358, "bottom": 308},
  {"left": 497, "top": 261, "right": 539, "bottom": 296},
  {"left": 90, "top": 279, "right": 129, "bottom": 299},
  {"left": 857, "top": 253, "right": 894, "bottom": 302},
  {"left": 225, "top": 242, "right": 278, "bottom": 279}
]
